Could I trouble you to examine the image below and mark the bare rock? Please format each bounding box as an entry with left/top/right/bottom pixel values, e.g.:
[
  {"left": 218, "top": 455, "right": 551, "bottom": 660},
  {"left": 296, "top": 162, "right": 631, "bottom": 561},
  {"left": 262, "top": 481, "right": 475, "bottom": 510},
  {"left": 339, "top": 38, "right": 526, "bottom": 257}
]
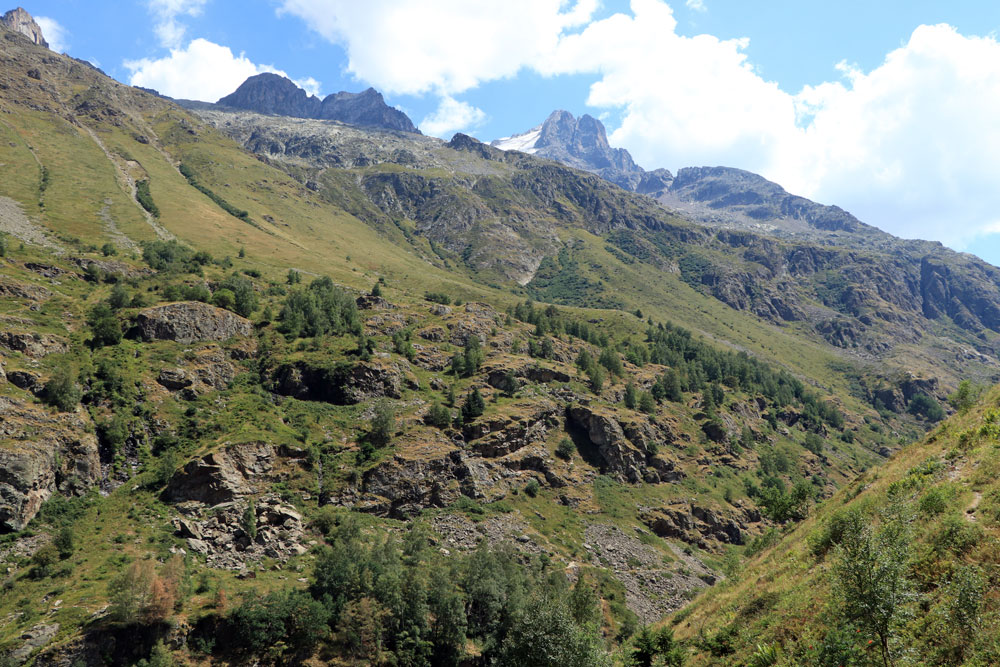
[
  {"left": 131, "top": 302, "right": 252, "bottom": 344},
  {"left": 0, "top": 396, "right": 100, "bottom": 531},
  {"left": 0, "top": 331, "right": 68, "bottom": 358},
  {"left": 164, "top": 441, "right": 274, "bottom": 504},
  {"left": 567, "top": 405, "right": 646, "bottom": 483}
]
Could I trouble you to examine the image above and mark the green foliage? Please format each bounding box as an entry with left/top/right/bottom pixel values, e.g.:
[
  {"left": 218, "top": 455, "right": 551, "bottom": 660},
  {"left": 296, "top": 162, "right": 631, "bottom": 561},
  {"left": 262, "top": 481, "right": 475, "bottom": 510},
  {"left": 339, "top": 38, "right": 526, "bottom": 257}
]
[
  {"left": 87, "top": 302, "right": 122, "bottom": 347},
  {"left": 598, "top": 347, "right": 623, "bottom": 378},
  {"left": 227, "top": 589, "right": 330, "bottom": 657},
  {"left": 524, "top": 479, "right": 540, "bottom": 498},
  {"left": 555, "top": 437, "right": 576, "bottom": 460},
  {"left": 218, "top": 273, "right": 258, "bottom": 317},
  {"left": 803, "top": 432, "right": 825, "bottom": 457},
  {"left": 211, "top": 287, "right": 235, "bottom": 311},
  {"left": 638, "top": 391, "right": 656, "bottom": 415},
  {"left": 135, "top": 640, "right": 173, "bottom": 667},
  {"left": 425, "top": 291, "right": 451, "bottom": 305},
  {"left": 948, "top": 380, "right": 983, "bottom": 415},
  {"left": 142, "top": 240, "right": 211, "bottom": 273},
  {"left": 0, "top": 232, "right": 7, "bottom": 257},
  {"left": 179, "top": 163, "right": 251, "bottom": 222},
  {"left": 624, "top": 382, "right": 638, "bottom": 409},
  {"left": 588, "top": 365, "right": 605, "bottom": 394},
  {"left": 101, "top": 242, "right": 117, "bottom": 257},
  {"left": 41, "top": 363, "right": 82, "bottom": 411},
  {"left": 427, "top": 402, "right": 452, "bottom": 429},
  {"left": 833, "top": 502, "right": 915, "bottom": 667},
  {"left": 135, "top": 179, "right": 159, "bottom": 217},
  {"left": 631, "top": 625, "right": 685, "bottom": 666},
  {"left": 392, "top": 328, "right": 415, "bottom": 361},
  {"left": 452, "top": 335, "right": 484, "bottom": 377},
  {"left": 461, "top": 387, "right": 485, "bottom": 423},
  {"left": 277, "top": 276, "right": 361, "bottom": 339},
  {"left": 368, "top": 399, "right": 396, "bottom": 449},
  {"left": 241, "top": 500, "right": 257, "bottom": 542},
  {"left": 908, "top": 393, "right": 944, "bottom": 421}
]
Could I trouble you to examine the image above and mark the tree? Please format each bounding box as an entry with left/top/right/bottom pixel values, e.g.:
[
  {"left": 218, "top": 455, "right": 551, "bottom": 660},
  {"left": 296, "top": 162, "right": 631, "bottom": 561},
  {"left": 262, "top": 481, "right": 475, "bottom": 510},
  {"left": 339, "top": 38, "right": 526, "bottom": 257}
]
[
  {"left": 555, "top": 438, "right": 575, "bottom": 460},
  {"left": 638, "top": 391, "right": 656, "bottom": 415},
  {"left": 461, "top": 388, "right": 485, "bottom": 422},
  {"left": 87, "top": 302, "right": 122, "bottom": 347},
  {"left": 833, "top": 503, "right": 915, "bottom": 667},
  {"left": 427, "top": 402, "right": 452, "bottom": 429},
  {"left": 42, "top": 364, "right": 82, "bottom": 412},
  {"left": 108, "top": 560, "right": 156, "bottom": 624},
  {"left": 54, "top": 526, "right": 74, "bottom": 559},
  {"left": 371, "top": 281, "right": 382, "bottom": 297},
  {"left": 242, "top": 500, "right": 257, "bottom": 542},
  {"left": 623, "top": 382, "right": 638, "bottom": 409},
  {"left": 287, "top": 268, "right": 301, "bottom": 285},
  {"left": 108, "top": 283, "right": 130, "bottom": 310},
  {"left": 498, "top": 596, "right": 610, "bottom": 667},
  {"left": 588, "top": 365, "right": 605, "bottom": 394},
  {"left": 369, "top": 399, "right": 396, "bottom": 447},
  {"left": 211, "top": 287, "right": 236, "bottom": 311},
  {"left": 947, "top": 380, "right": 982, "bottom": 415}
]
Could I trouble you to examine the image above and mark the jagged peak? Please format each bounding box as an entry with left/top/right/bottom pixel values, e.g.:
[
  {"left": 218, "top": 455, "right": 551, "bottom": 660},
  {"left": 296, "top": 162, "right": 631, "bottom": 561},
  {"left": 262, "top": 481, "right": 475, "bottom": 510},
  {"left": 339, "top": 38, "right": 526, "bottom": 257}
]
[{"left": 1, "top": 6, "right": 48, "bottom": 48}]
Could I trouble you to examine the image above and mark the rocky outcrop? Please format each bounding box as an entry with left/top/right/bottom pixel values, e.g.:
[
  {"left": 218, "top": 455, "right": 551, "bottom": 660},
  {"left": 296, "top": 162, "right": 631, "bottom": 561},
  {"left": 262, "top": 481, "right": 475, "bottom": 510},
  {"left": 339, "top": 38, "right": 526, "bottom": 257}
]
[
  {"left": 131, "top": 302, "right": 252, "bottom": 344},
  {"left": 0, "top": 331, "right": 67, "bottom": 358},
  {"left": 270, "top": 357, "right": 416, "bottom": 404},
  {"left": 164, "top": 442, "right": 274, "bottom": 505},
  {"left": 0, "top": 276, "right": 51, "bottom": 301},
  {"left": 359, "top": 449, "right": 483, "bottom": 518},
  {"left": 642, "top": 502, "right": 761, "bottom": 549},
  {"left": 0, "top": 396, "right": 100, "bottom": 531},
  {"left": 1, "top": 7, "right": 48, "bottom": 48},
  {"left": 567, "top": 405, "right": 647, "bottom": 483},
  {"left": 216, "top": 73, "right": 419, "bottom": 133}
]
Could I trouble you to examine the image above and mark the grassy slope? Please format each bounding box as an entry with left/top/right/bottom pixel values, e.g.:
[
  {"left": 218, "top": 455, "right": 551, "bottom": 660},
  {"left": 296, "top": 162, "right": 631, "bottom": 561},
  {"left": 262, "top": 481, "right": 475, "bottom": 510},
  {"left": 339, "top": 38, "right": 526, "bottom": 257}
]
[{"left": 671, "top": 386, "right": 1000, "bottom": 665}]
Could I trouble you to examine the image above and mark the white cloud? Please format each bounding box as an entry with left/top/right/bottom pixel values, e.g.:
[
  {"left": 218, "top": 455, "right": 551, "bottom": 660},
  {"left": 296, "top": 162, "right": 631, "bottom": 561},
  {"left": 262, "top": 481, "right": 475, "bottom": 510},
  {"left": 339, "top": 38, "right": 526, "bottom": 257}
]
[
  {"left": 685, "top": 0, "right": 706, "bottom": 12},
  {"left": 294, "top": 76, "right": 323, "bottom": 98},
  {"left": 34, "top": 16, "right": 69, "bottom": 53},
  {"left": 125, "top": 38, "right": 288, "bottom": 102},
  {"left": 421, "top": 97, "right": 487, "bottom": 137},
  {"left": 277, "top": 0, "right": 1000, "bottom": 250},
  {"left": 146, "top": 0, "right": 209, "bottom": 48},
  {"left": 278, "top": 0, "right": 598, "bottom": 96}
]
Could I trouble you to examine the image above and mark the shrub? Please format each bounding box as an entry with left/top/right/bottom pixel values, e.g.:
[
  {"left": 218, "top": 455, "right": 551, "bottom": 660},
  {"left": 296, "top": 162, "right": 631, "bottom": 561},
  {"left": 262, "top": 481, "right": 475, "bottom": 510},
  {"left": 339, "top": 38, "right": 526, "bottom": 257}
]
[
  {"left": 87, "top": 302, "right": 122, "bottom": 347},
  {"left": 42, "top": 365, "right": 82, "bottom": 411},
  {"left": 461, "top": 388, "right": 485, "bottom": 422},
  {"left": 555, "top": 437, "right": 575, "bottom": 460},
  {"left": 369, "top": 399, "right": 396, "bottom": 447},
  {"left": 135, "top": 179, "right": 159, "bottom": 217},
  {"left": 427, "top": 402, "right": 452, "bottom": 429},
  {"left": 524, "top": 479, "right": 540, "bottom": 498}
]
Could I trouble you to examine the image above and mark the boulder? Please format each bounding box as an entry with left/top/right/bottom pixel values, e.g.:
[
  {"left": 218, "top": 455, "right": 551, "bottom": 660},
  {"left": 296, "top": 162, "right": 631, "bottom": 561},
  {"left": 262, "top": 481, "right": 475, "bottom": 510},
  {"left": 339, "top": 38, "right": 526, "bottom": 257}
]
[
  {"left": 131, "top": 302, "right": 252, "bottom": 344},
  {"left": 164, "top": 442, "right": 274, "bottom": 504},
  {"left": 0, "top": 331, "right": 68, "bottom": 358}
]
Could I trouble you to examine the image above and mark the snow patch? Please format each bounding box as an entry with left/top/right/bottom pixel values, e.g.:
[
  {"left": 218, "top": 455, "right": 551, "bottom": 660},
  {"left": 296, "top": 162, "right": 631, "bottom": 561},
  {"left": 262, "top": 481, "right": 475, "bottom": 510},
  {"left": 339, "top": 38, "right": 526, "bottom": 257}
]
[{"left": 490, "top": 126, "right": 541, "bottom": 154}]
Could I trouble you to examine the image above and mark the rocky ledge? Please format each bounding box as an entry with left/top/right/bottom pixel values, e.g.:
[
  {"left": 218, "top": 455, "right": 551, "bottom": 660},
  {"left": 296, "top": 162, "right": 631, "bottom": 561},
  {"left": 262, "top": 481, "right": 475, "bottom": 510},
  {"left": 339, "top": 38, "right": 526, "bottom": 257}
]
[{"left": 130, "top": 302, "right": 252, "bottom": 344}]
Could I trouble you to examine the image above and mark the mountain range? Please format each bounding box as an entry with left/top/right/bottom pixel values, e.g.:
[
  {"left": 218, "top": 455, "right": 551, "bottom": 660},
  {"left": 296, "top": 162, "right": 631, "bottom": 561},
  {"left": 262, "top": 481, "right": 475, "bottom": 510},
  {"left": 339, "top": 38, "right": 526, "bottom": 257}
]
[{"left": 0, "top": 10, "right": 999, "bottom": 666}]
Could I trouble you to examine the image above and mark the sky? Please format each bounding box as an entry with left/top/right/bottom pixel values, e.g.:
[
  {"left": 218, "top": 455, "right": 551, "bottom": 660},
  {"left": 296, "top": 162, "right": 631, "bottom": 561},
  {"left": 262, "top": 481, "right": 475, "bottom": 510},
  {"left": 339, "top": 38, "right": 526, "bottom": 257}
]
[{"left": 20, "top": 0, "right": 1000, "bottom": 265}]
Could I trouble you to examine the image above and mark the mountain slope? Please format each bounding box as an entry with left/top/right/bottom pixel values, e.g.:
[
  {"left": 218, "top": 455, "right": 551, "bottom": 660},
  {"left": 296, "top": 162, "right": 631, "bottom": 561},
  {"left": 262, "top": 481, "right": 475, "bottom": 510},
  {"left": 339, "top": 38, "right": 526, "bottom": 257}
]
[{"left": 672, "top": 383, "right": 1000, "bottom": 665}]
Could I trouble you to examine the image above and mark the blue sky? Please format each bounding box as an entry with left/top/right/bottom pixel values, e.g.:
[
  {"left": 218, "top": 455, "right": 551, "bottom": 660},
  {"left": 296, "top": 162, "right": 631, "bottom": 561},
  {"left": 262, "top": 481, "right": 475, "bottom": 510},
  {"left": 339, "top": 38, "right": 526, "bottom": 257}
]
[{"left": 22, "top": 1, "right": 1000, "bottom": 264}]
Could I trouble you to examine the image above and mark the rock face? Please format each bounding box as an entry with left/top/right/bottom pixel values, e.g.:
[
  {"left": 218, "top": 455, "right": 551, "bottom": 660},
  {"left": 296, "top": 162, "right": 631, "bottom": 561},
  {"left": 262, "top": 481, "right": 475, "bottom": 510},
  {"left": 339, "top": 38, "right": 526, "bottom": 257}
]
[
  {"left": 0, "top": 330, "right": 68, "bottom": 357},
  {"left": 270, "top": 357, "right": 416, "bottom": 404},
  {"left": 131, "top": 302, "right": 252, "bottom": 344},
  {"left": 1, "top": 7, "right": 48, "bottom": 48},
  {"left": 491, "top": 110, "right": 649, "bottom": 191},
  {"left": 567, "top": 405, "right": 648, "bottom": 483},
  {"left": 216, "top": 73, "right": 419, "bottom": 133},
  {"left": 164, "top": 442, "right": 274, "bottom": 505},
  {"left": 0, "top": 396, "right": 100, "bottom": 531}
]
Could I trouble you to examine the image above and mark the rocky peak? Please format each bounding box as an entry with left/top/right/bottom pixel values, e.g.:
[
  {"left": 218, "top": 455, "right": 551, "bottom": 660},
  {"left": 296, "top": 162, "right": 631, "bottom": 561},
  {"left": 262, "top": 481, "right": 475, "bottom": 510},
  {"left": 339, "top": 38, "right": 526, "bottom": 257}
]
[
  {"left": 215, "top": 74, "right": 419, "bottom": 134},
  {"left": 492, "top": 109, "right": 645, "bottom": 190},
  {"left": 1, "top": 7, "right": 48, "bottom": 48}
]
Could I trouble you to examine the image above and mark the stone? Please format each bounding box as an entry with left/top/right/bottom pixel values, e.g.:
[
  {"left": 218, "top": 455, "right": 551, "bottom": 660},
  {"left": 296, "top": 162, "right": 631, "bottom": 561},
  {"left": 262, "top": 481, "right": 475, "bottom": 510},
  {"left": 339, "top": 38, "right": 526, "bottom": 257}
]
[
  {"left": 165, "top": 442, "right": 275, "bottom": 504},
  {"left": 11, "top": 623, "right": 58, "bottom": 661},
  {"left": 131, "top": 302, "right": 252, "bottom": 344}
]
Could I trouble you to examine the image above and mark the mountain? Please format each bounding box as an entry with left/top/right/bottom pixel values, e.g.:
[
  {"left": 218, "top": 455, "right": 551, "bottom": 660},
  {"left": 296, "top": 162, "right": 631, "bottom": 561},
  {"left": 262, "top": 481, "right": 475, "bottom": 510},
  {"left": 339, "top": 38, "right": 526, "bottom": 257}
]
[
  {"left": 0, "top": 13, "right": 997, "bottom": 666},
  {"left": 492, "top": 109, "right": 673, "bottom": 194},
  {"left": 209, "top": 72, "right": 420, "bottom": 133},
  {"left": 1, "top": 6, "right": 47, "bottom": 48}
]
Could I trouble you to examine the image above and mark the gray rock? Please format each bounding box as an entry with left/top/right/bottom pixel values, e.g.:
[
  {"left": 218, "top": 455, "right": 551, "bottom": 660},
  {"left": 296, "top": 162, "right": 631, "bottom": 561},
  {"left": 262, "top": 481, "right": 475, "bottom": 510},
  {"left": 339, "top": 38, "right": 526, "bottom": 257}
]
[
  {"left": 11, "top": 623, "right": 58, "bottom": 662},
  {"left": 132, "top": 302, "right": 252, "bottom": 344}
]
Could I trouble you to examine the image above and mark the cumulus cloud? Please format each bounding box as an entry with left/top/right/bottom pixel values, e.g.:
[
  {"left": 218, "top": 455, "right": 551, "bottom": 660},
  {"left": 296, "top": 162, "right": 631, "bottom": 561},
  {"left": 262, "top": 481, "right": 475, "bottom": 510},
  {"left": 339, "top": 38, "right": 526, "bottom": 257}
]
[
  {"left": 685, "top": 0, "right": 706, "bottom": 12},
  {"left": 35, "top": 16, "right": 69, "bottom": 53},
  {"left": 421, "top": 97, "right": 487, "bottom": 137},
  {"left": 278, "top": 0, "right": 598, "bottom": 96},
  {"left": 147, "top": 0, "right": 209, "bottom": 48},
  {"left": 125, "top": 38, "right": 288, "bottom": 102},
  {"left": 277, "top": 0, "right": 1000, "bottom": 249}
]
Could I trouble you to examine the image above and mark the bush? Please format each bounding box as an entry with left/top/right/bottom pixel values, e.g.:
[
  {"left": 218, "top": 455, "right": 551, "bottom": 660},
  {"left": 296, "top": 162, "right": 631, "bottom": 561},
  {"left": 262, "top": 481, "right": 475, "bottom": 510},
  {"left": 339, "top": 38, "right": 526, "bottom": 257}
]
[
  {"left": 369, "top": 399, "right": 396, "bottom": 448},
  {"left": 277, "top": 276, "right": 359, "bottom": 339},
  {"left": 42, "top": 365, "right": 82, "bottom": 411},
  {"left": 227, "top": 590, "right": 329, "bottom": 656},
  {"left": 461, "top": 388, "right": 485, "bottom": 422},
  {"left": 524, "top": 479, "right": 540, "bottom": 498},
  {"left": 555, "top": 437, "right": 575, "bottom": 460},
  {"left": 908, "top": 393, "right": 944, "bottom": 421},
  {"left": 211, "top": 288, "right": 236, "bottom": 311},
  {"left": 135, "top": 179, "right": 159, "bottom": 217},
  {"left": 425, "top": 291, "right": 451, "bottom": 305},
  {"left": 87, "top": 302, "right": 122, "bottom": 347},
  {"left": 427, "top": 402, "right": 452, "bottom": 429}
]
